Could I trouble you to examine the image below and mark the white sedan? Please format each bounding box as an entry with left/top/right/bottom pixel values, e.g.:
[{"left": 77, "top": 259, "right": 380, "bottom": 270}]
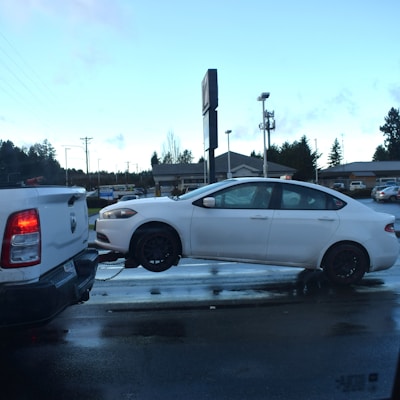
[{"left": 95, "top": 178, "right": 399, "bottom": 285}]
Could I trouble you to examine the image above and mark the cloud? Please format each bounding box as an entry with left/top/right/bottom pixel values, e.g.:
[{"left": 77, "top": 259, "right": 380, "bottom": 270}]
[
  {"left": 329, "top": 88, "right": 358, "bottom": 116},
  {"left": 74, "top": 43, "right": 110, "bottom": 69},
  {"left": 389, "top": 84, "right": 400, "bottom": 104},
  {"left": 106, "top": 133, "right": 125, "bottom": 150},
  {"left": 0, "top": 0, "right": 131, "bottom": 32}
]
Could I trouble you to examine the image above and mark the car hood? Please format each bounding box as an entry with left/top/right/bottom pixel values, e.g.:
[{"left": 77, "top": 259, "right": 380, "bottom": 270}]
[{"left": 100, "top": 196, "right": 174, "bottom": 213}]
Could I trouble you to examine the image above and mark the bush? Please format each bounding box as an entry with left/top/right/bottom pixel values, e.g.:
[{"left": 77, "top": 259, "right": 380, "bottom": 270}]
[
  {"left": 344, "top": 189, "right": 370, "bottom": 198},
  {"left": 86, "top": 197, "right": 116, "bottom": 208}
]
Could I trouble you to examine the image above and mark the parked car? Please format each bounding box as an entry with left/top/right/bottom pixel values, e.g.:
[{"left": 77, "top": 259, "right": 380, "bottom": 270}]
[
  {"left": 371, "top": 185, "right": 389, "bottom": 200},
  {"left": 331, "top": 182, "right": 345, "bottom": 191},
  {"left": 118, "top": 194, "right": 140, "bottom": 201},
  {"left": 349, "top": 180, "right": 366, "bottom": 191},
  {"left": 95, "top": 178, "right": 399, "bottom": 286},
  {"left": 375, "top": 186, "right": 399, "bottom": 202}
]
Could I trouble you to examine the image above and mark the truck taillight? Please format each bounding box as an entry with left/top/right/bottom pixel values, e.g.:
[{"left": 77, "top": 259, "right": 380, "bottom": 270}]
[{"left": 1, "top": 209, "right": 41, "bottom": 268}]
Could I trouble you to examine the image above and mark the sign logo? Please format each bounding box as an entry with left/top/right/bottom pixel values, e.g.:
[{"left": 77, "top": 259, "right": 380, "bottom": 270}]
[{"left": 70, "top": 213, "right": 77, "bottom": 233}]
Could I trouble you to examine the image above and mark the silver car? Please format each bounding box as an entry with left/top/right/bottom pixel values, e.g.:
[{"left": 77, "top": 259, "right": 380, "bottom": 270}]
[
  {"left": 375, "top": 185, "right": 399, "bottom": 202},
  {"left": 371, "top": 185, "right": 388, "bottom": 200}
]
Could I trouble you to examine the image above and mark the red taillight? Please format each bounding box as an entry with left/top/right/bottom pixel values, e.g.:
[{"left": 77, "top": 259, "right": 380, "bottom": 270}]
[
  {"left": 1, "top": 209, "right": 41, "bottom": 268},
  {"left": 385, "top": 223, "right": 395, "bottom": 233}
]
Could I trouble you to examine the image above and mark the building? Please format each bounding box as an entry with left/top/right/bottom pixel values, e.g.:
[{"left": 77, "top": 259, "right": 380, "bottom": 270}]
[
  {"left": 319, "top": 161, "right": 400, "bottom": 189},
  {"left": 152, "top": 151, "right": 296, "bottom": 192}
]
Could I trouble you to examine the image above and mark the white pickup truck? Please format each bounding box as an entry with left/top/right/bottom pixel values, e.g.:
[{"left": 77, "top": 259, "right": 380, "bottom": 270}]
[
  {"left": 0, "top": 183, "right": 98, "bottom": 329},
  {"left": 349, "top": 181, "right": 367, "bottom": 191}
]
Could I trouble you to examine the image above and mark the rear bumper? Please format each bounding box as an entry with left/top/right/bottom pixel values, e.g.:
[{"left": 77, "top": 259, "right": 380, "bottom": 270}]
[{"left": 0, "top": 248, "right": 98, "bottom": 329}]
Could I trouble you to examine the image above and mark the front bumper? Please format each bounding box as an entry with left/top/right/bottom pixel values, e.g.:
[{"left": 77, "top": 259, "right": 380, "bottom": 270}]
[{"left": 0, "top": 248, "right": 98, "bottom": 329}]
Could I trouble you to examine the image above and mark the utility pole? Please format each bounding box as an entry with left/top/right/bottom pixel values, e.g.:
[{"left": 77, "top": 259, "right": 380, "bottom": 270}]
[
  {"left": 81, "top": 137, "right": 92, "bottom": 189},
  {"left": 265, "top": 110, "right": 275, "bottom": 149},
  {"left": 126, "top": 161, "right": 130, "bottom": 184}
]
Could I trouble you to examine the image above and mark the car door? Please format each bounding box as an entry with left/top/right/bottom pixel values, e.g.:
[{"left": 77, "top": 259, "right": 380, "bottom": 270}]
[
  {"left": 266, "top": 183, "right": 341, "bottom": 268},
  {"left": 189, "top": 182, "right": 274, "bottom": 261}
]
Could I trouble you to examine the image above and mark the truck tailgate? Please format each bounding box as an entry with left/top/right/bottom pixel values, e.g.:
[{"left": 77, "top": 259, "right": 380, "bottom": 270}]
[{"left": 36, "top": 187, "right": 89, "bottom": 273}]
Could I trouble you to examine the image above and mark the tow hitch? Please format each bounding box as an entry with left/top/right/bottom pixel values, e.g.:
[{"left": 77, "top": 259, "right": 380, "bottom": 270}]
[{"left": 97, "top": 251, "right": 139, "bottom": 268}]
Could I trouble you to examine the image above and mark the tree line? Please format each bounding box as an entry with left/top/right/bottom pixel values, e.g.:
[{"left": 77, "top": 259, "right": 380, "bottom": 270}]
[
  {"left": 0, "top": 139, "right": 154, "bottom": 189},
  {"left": 1, "top": 107, "right": 399, "bottom": 187}
]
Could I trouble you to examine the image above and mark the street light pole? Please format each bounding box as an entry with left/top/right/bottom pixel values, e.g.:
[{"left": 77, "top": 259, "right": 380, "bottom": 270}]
[
  {"left": 315, "top": 139, "right": 318, "bottom": 184},
  {"left": 257, "top": 92, "right": 270, "bottom": 178},
  {"left": 97, "top": 158, "right": 101, "bottom": 188},
  {"left": 225, "top": 130, "right": 232, "bottom": 178},
  {"left": 64, "top": 147, "right": 70, "bottom": 186}
]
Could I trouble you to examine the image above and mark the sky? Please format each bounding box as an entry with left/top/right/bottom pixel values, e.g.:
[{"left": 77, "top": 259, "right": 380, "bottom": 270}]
[{"left": 0, "top": 0, "right": 399, "bottom": 175}]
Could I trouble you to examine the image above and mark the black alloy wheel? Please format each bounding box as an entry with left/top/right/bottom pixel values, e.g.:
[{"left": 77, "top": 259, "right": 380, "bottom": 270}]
[
  {"left": 136, "top": 230, "right": 179, "bottom": 272},
  {"left": 323, "top": 244, "right": 367, "bottom": 285}
]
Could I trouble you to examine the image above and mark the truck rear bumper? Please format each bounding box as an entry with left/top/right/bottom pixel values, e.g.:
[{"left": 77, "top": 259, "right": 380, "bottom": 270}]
[{"left": 0, "top": 248, "right": 98, "bottom": 329}]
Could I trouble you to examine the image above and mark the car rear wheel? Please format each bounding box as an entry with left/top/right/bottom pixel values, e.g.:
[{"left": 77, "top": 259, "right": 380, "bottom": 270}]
[
  {"left": 323, "top": 244, "right": 367, "bottom": 285},
  {"left": 135, "top": 229, "right": 179, "bottom": 272}
]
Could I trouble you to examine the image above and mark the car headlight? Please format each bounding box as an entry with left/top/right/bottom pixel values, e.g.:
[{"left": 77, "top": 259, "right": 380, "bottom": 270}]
[{"left": 102, "top": 208, "right": 137, "bottom": 219}]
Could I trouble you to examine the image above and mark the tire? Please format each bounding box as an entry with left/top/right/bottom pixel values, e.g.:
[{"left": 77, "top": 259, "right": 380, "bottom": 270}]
[
  {"left": 323, "top": 244, "right": 367, "bottom": 285},
  {"left": 389, "top": 196, "right": 397, "bottom": 202},
  {"left": 135, "top": 229, "right": 179, "bottom": 272}
]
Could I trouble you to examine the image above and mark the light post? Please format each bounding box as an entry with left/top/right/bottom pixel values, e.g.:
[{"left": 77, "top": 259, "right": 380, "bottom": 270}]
[
  {"left": 64, "top": 147, "right": 70, "bottom": 186},
  {"left": 225, "top": 130, "right": 232, "bottom": 178},
  {"left": 257, "top": 92, "right": 270, "bottom": 178},
  {"left": 97, "top": 158, "right": 101, "bottom": 189},
  {"left": 315, "top": 139, "right": 318, "bottom": 184}
]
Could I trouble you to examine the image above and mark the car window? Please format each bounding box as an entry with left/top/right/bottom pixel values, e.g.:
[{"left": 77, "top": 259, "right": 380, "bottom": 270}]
[
  {"left": 279, "top": 184, "right": 345, "bottom": 210},
  {"left": 211, "top": 182, "right": 273, "bottom": 209}
]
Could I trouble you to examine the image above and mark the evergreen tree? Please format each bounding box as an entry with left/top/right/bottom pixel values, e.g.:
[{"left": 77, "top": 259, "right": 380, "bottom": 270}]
[
  {"left": 380, "top": 107, "right": 400, "bottom": 160},
  {"left": 266, "top": 144, "right": 280, "bottom": 163},
  {"left": 162, "top": 151, "right": 173, "bottom": 164},
  {"left": 273, "top": 136, "right": 316, "bottom": 181},
  {"left": 250, "top": 150, "right": 262, "bottom": 158},
  {"left": 328, "top": 138, "right": 342, "bottom": 167},
  {"left": 151, "top": 151, "right": 159, "bottom": 165},
  {"left": 372, "top": 145, "right": 390, "bottom": 161},
  {"left": 177, "top": 149, "right": 194, "bottom": 163}
]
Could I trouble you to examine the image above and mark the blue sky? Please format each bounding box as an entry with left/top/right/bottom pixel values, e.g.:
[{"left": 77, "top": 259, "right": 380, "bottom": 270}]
[{"left": 0, "top": 0, "right": 399, "bottom": 174}]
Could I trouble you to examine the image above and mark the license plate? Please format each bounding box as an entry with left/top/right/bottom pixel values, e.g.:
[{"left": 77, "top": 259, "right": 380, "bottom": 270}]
[{"left": 64, "top": 260, "right": 77, "bottom": 276}]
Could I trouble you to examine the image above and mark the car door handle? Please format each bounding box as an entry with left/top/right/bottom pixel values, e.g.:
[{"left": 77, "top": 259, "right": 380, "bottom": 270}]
[
  {"left": 251, "top": 215, "right": 269, "bottom": 220},
  {"left": 318, "top": 217, "right": 336, "bottom": 221}
]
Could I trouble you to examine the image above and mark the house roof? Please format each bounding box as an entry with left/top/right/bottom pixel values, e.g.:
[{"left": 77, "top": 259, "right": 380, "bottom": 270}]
[
  {"left": 320, "top": 161, "right": 400, "bottom": 178},
  {"left": 152, "top": 151, "right": 296, "bottom": 177},
  {"left": 215, "top": 152, "right": 296, "bottom": 174}
]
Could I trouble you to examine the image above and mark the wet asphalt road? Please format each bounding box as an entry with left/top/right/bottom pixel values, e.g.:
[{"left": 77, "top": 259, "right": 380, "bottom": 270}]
[{"left": 1, "top": 198, "right": 400, "bottom": 400}]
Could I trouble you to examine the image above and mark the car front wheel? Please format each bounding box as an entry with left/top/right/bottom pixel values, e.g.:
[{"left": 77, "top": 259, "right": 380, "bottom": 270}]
[
  {"left": 323, "top": 244, "right": 367, "bottom": 285},
  {"left": 135, "top": 229, "right": 179, "bottom": 272}
]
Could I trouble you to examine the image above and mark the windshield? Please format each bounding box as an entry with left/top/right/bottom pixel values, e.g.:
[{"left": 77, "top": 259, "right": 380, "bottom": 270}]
[{"left": 177, "top": 180, "right": 235, "bottom": 200}]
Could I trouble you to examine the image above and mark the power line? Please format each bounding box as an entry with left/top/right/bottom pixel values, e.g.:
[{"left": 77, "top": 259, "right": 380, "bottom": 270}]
[{"left": 0, "top": 30, "right": 56, "bottom": 103}]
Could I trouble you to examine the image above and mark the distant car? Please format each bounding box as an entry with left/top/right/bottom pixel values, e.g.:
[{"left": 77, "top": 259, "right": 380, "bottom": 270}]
[
  {"left": 118, "top": 194, "right": 139, "bottom": 202},
  {"left": 95, "top": 178, "right": 399, "bottom": 286},
  {"left": 349, "top": 181, "right": 366, "bottom": 191},
  {"left": 331, "top": 182, "right": 345, "bottom": 191},
  {"left": 381, "top": 181, "right": 397, "bottom": 186},
  {"left": 371, "top": 185, "right": 389, "bottom": 200},
  {"left": 133, "top": 188, "right": 145, "bottom": 195},
  {"left": 375, "top": 186, "right": 399, "bottom": 202}
]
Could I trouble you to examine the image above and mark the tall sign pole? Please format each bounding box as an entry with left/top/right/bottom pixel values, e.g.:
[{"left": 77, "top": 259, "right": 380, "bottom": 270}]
[{"left": 202, "top": 69, "right": 218, "bottom": 183}]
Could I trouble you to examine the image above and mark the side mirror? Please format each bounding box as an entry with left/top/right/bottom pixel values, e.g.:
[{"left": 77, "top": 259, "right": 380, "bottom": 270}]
[{"left": 203, "top": 197, "right": 216, "bottom": 208}]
